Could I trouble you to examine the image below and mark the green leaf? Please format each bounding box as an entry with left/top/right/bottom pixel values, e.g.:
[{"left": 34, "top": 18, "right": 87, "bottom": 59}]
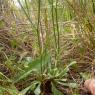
[
  {"left": 19, "top": 85, "right": 32, "bottom": 95},
  {"left": 80, "top": 72, "right": 91, "bottom": 80},
  {"left": 19, "top": 81, "right": 40, "bottom": 95},
  {"left": 52, "top": 84, "right": 63, "bottom": 95},
  {"left": 0, "top": 72, "right": 12, "bottom": 82},
  {"left": 7, "top": 85, "right": 19, "bottom": 95},
  {"left": 57, "top": 82, "right": 79, "bottom": 88},
  {"left": 0, "top": 87, "right": 5, "bottom": 94},
  {"left": 10, "top": 39, "right": 19, "bottom": 48},
  {"left": 0, "top": 47, "right": 3, "bottom": 52},
  {"left": 0, "top": 20, "right": 5, "bottom": 29},
  {"left": 14, "top": 53, "right": 50, "bottom": 83},
  {"left": 57, "top": 61, "right": 76, "bottom": 78},
  {"left": 55, "top": 79, "right": 67, "bottom": 82},
  {"left": 34, "top": 84, "right": 41, "bottom": 95},
  {"left": 0, "top": 85, "right": 19, "bottom": 95},
  {"left": 68, "top": 61, "right": 77, "bottom": 67},
  {"left": 13, "top": 58, "right": 41, "bottom": 83},
  {"left": 69, "top": 83, "right": 79, "bottom": 88}
]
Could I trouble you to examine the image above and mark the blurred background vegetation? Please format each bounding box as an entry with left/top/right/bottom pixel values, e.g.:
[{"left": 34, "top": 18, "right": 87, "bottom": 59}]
[{"left": 0, "top": 0, "right": 95, "bottom": 95}]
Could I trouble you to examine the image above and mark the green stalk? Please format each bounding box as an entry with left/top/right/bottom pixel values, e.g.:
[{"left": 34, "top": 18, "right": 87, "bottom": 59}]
[
  {"left": 51, "top": 0, "right": 57, "bottom": 49},
  {"left": 91, "top": 0, "right": 95, "bottom": 14},
  {"left": 18, "top": 0, "right": 42, "bottom": 73},
  {"left": 17, "top": 0, "right": 36, "bottom": 30},
  {"left": 44, "top": 8, "right": 51, "bottom": 72},
  {"left": 25, "top": 0, "right": 30, "bottom": 17},
  {"left": 37, "top": 0, "right": 41, "bottom": 53},
  {"left": 51, "top": 0, "right": 58, "bottom": 64},
  {"left": 18, "top": 0, "right": 41, "bottom": 54},
  {"left": 55, "top": 0, "right": 60, "bottom": 54},
  {"left": 37, "top": 0, "right": 43, "bottom": 73}
]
